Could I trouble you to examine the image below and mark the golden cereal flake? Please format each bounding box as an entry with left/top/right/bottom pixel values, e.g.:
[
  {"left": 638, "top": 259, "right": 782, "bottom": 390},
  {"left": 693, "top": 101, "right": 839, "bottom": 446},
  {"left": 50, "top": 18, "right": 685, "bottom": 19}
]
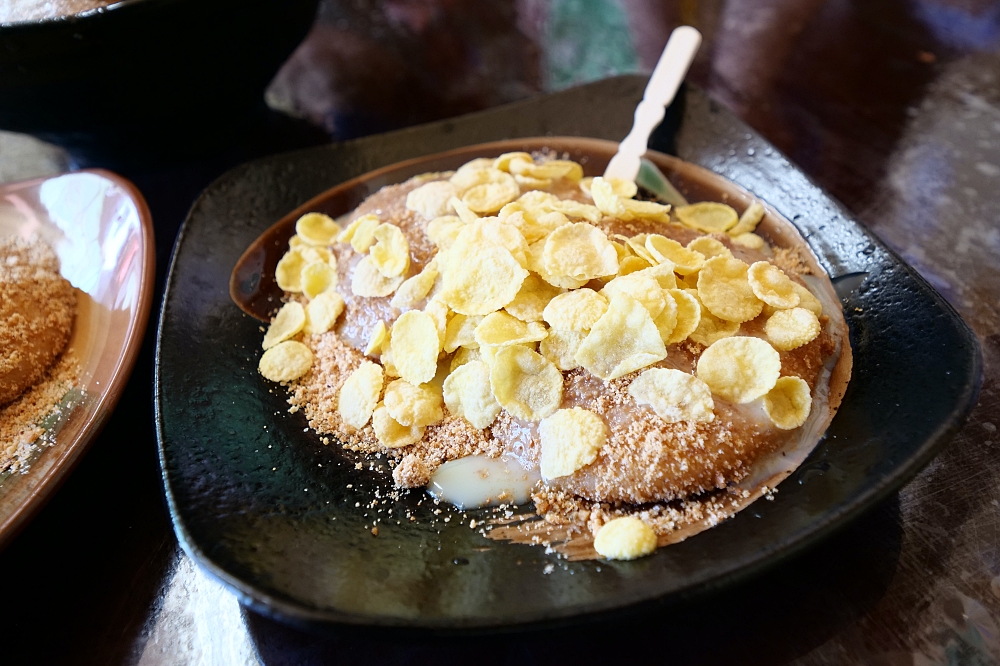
[
  {"left": 652, "top": 291, "right": 678, "bottom": 343},
  {"left": 763, "top": 376, "right": 812, "bottom": 429},
  {"left": 259, "top": 341, "right": 313, "bottom": 383},
  {"left": 405, "top": 180, "right": 459, "bottom": 219},
  {"left": 390, "top": 261, "right": 439, "bottom": 310},
  {"left": 438, "top": 237, "right": 528, "bottom": 315},
  {"left": 634, "top": 261, "right": 678, "bottom": 289},
  {"left": 295, "top": 212, "right": 341, "bottom": 246},
  {"left": 462, "top": 179, "right": 520, "bottom": 214},
  {"left": 370, "top": 223, "right": 410, "bottom": 278},
  {"left": 764, "top": 307, "right": 821, "bottom": 351},
  {"left": 539, "top": 407, "right": 608, "bottom": 479},
  {"left": 301, "top": 261, "right": 338, "bottom": 299},
  {"left": 580, "top": 176, "right": 637, "bottom": 199},
  {"left": 589, "top": 177, "right": 629, "bottom": 218},
  {"left": 675, "top": 202, "right": 739, "bottom": 233},
  {"left": 593, "top": 517, "right": 657, "bottom": 560},
  {"left": 503, "top": 275, "right": 564, "bottom": 322},
  {"left": 449, "top": 346, "right": 482, "bottom": 372},
  {"left": 697, "top": 256, "right": 764, "bottom": 323},
  {"left": 474, "top": 311, "right": 548, "bottom": 348},
  {"left": 442, "top": 360, "right": 501, "bottom": 429},
  {"left": 665, "top": 288, "right": 701, "bottom": 344},
  {"left": 443, "top": 313, "right": 483, "bottom": 353},
  {"left": 493, "top": 152, "right": 534, "bottom": 172},
  {"left": 542, "top": 288, "right": 608, "bottom": 332},
  {"left": 600, "top": 273, "right": 667, "bottom": 319},
  {"left": 645, "top": 235, "right": 705, "bottom": 274},
  {"left": 748, "top": 261, "right": 799, "bottom": 309},
  {"left": 687, "top": 236, "right": 733, "bottom": 260},
  {"left": 372, "top": 403, "right": 424, "bottom": 448},
  {"left": 617, "top": 256, "right": 652, "bottom": 276},
  {"left": 542, "top": 222, "right": 619, "bottom": 280},
  {"left": 575, "top": 293, "right": 666, "bottom": 381},
  {"left": 337, "top": 361, "right": 384, "bottom": 430},
  {"left": 449, "top": 166, "right": 509, "bottom": 193},
  {"left": 391, "top": 310, "right": 441, "bottom": 385},
  {"left": 627, "top": 368, "right": 715, "bottom": 423},
  {"left": 729, "top": 201, "right": 765, "bottom": 236},
  {"left": 688, "top": 295, "right": 740, "bottom": 346},
  {"left": 539, "top": 328, "right": 586, "bottom": 371},
  {"left": 622, "top": 199, "right": 672, "bottom": 223},
  {"left": 792, "top": 282, "right": 823, "bottom": 316},
  {"left": 452, "top": 218, "right": 528, "bottom": 268},
  {"left": 489, "top": 346, "right": 562, "bottom": 421},
  {"left": 364, "top": 320, "right": 387, "bottom": 356},
  {"left": 423, "top": 299, "right": 451, "bottom": 347},
  {"left": 303, "top": 290, "right": 345, "bottom": 335},
  {"left": 338, "top": 214, "right": 380, "bottom": 252},
  {"left": 731, "top": 232, "right": 766, "bottom": 250},
  {"left": 383, "top": 378, "right": 444, "bottom": 427},
  {"left": 696, "top": 337, "right": 780, "bottom": 404},
  {"left": 351, "top": 255, "right": 404, "bottom": 297},
  {"left": 275, "top": 249, "right": 305, "bottom": 293},
  {"left": 262, "top": 302, "right": 306, "bottom": 350},
  {"left": 426, "top": 216, "right": 464, "bottom": 249}
]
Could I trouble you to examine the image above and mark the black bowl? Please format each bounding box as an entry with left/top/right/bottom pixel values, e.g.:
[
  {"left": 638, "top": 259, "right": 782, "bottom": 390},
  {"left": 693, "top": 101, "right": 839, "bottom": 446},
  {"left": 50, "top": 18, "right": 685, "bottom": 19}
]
[{"left": 0, "top": 0, "right": 319, "bottom": 165}]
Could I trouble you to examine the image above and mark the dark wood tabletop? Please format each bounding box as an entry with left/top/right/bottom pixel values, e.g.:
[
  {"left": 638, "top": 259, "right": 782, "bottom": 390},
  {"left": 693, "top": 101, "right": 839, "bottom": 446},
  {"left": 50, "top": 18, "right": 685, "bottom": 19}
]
[{"left": 1, "top": 1, "right": 998, "bottom": 664}]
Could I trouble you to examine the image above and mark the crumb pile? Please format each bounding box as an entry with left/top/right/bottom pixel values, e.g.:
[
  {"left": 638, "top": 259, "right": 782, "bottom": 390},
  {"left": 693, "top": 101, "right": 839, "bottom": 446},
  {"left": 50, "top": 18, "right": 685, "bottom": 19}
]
[
  {"left": 0, "top": 236, "right": 79, "bottom": 475},
  {"left": 254, "top": 152, "right": 843, "bottom": 560}
]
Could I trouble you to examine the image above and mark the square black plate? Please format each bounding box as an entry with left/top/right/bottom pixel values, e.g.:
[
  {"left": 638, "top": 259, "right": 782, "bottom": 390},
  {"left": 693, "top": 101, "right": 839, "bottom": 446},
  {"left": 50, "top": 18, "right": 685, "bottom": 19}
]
[{"left": 155, "top": 75, "right": 981, "bottom": 632}]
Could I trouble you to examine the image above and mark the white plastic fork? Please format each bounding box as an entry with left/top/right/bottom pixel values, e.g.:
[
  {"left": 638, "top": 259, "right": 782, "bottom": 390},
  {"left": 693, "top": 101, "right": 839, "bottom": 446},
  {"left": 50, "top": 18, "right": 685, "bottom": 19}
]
[{"left": 604, "top": 25, "right": 702, "bottom": 182}]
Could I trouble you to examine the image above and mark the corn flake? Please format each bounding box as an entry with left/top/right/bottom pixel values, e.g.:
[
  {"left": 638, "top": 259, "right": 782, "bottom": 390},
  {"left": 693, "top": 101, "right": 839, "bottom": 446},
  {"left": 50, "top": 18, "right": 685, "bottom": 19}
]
[
  {"left": 542, "top": 222, "right": 618, "bottom": 280},
  {"left": 600, "top": 273, "right": 666, "bottom": 319},
  {"left": 513, "top": 174, "right": 552, "bottom": 190},
  {"left": 352, "top": 255, "right": 404, "bottom": 297},
  {"left": 383, "top": 379, "right": 444, "bottom": 427},
  {"left": 294, "top": 212, "right": 340, "bottom": 246},
  {"left": 676, "top": 202, "right": 739, "bottom": 233},
  {"left": 489, "top": 346, "right": 562, "bottom": 421},
  {"left": 391, "top": 310, "right": 441, "bottom": 385},
  {"left": 443, "top": 313, "right": 483, "bottom": 353},
  {"left": 503, "top": 275, "right": 564, "bottom": 322},
  {"left": 696, "top": 336, "right": 780, "bottom": 404},
  {"left": 442, "top": 360, "right": 501, "bottom": 429},
  {"left": 542, "top": 288, "right": 608, "bottom": 331},
  {"left": 474, "top": 311, "right": 548, "bottom": 347},
  {"left": 539, "top": 328, "right": 586, "bottom": 371},
  {"left": 370, "top": 224, "right": 410, "bottom": 278},
  {"left": 665, "top": 289, "right": 701, "bottom": 344},
  {"left": 426, "top": 215, "right": 464, "bottom": 249},
  {"left": 390, "top": 262, "right": 438, "bottom": 310},
  {"left": 581, "top": 176, "right": 637, "bottom": 199},
  {"left": 748, "top": 261, "right": 799, "bottom": 308},
  {"left": 372, "top": 403, "right": 424, "bottom": 448},
  {"left": 729, "top": 201, "right": 765, "bottom": 236},
  {"left": 453, "top": 218, "right": 528, "bottom": 268},
  {"left": 634, "top": 261, "right": 678, "bottom": 289},
  {"left": 449, "top": 346, "right": 482, "bottom": 372},
  {"left": 364, "top": 320, "right": 387, "bottom": 356},
  {"left": 697, "top": 256, "right": 763, "bottom": 323},
  {"left": 765, "top": 307, "right": 821, "bottom": 351},
  {"left": 275, "top": 249, "right": 305, "bottom": 293},
  {"left": 337, "top": 361, "right": 384, "bottom": 429},
  {"left": 338, "top": 214, "right": 381, "bottom": 252},
  {"left": 589, "top": 177, "right": 628, "bottom": 217},
  {"left": 687, "top": 236, "right": 733, "bottom": 260},
  {"left": 593, "top": 517, "right": 657, "bottom": 560},
  {"left": 450, "top": 166, "right": 508, "bottom": 192},
  {"left": 405, "top": 181, "right": 459, "bottom": 219},
  {"left": 763, "top": 376, "right": 812, "bottom": 429},
  {"left": 258, "top": 340, "right": 313, "bottom": 383},
  {"left": 423, "top": 299, "right": 450, "bottom": 347},
  {"left": 576, "top": 293, "right": 666, "bottom": 381},
  {"left": 304, "top": 290, "right": 345, "bottom": 335},
  {"left": 653, "top": 291, "right": 678, "bottom": 343},
  {"left": 622, "top": 199, "right": 672, "bottom": 223},
  {"left": 493, "top": 152, "right": 533, "bottom": 172},
  {"left": 617, "top": 255, "right": 651, "bottom": 276},
  {"left": 262, "top": 302, "right": 306, "bottom": 350},
  {"left": 731, "top": 232, "right": 766, "bottom": 250},
  {"left": 301, "top": 261, "right": 338, "bottom": 299},
  {"left": 449, "top": 196, "right": 480, "bottom": 224},
  {"left": 645, "top": 235, "right": 705, "bottom": 274},
  {"left": 539, "top": 407, "right": 608, "bottom": 479},
  {"left": 439, "top": 237, "right": 528, "bottom": 315},
  {"left": 628, "top": 368, "right": 714, "bottom": 423},
  {"left": 792, "top": 282, "right": 823, "bottom": 316},
  {"left": 462, "top": 177, "right": 520, "bottom": 213},
  {"left": 688, "top": 298, "right": 740, "bottom": 346}
]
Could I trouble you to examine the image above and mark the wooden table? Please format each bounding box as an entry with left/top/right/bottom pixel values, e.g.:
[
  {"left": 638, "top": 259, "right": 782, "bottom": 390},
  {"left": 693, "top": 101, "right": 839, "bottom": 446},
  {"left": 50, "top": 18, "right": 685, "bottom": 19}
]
[{"left": 1, "top": 1, "right": 997, "bottom": 663}]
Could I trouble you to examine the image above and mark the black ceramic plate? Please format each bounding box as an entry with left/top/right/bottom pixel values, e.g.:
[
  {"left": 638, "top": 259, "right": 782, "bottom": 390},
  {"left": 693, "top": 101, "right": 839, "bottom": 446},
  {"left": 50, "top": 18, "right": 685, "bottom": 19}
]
[{"left": 155, "top": 76, "right": 981, "bottom": 632}]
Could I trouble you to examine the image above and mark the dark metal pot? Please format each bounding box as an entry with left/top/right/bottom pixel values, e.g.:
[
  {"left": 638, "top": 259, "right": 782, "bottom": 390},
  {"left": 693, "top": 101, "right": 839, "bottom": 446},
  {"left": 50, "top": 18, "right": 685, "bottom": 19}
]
[{"left": 0, "top": 0, "right": 320, "bottom": 165}]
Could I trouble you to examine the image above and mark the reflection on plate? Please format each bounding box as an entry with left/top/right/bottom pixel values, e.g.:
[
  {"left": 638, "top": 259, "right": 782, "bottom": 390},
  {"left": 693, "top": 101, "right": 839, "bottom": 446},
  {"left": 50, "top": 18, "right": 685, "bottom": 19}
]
[
  {"left": 157, "top": 78, "right": 980, "bottom": 632},
  {"left": 0, "top": 170, "right": 155, "bottom": 551}
]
